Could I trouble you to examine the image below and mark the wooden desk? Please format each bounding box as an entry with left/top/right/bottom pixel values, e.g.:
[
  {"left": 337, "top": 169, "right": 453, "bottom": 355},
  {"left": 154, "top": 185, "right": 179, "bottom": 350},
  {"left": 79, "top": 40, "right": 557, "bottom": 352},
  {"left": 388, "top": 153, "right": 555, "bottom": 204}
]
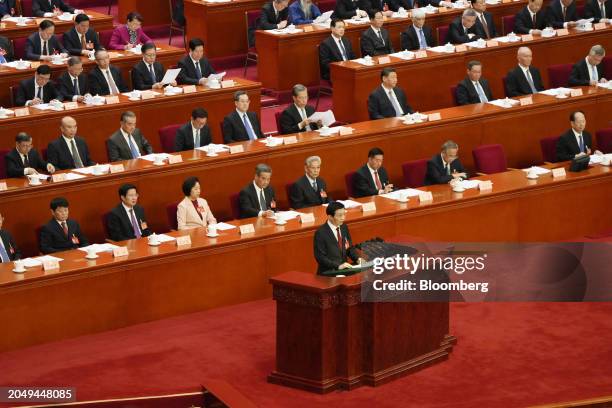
[
  {"left": 0, "top": 162, "right": 610, "bottom": 352},
  {"left": 0, "top": 10, "right": 114, "bottom": 41},
  {"left": 117, "top": 0, "right": 170, "bottom": 26},
  {"left": 0, "top": 87, "right": 609, "bottom": 257},
  {"left": 184, "top": 0, "right": 268, "bottom": 60},
  {"left": 0, "top": 79, "right": 262, "bottom": 161},
  {"left": 0, "top": 44, "right": 187, "bottom": 107},
  {"left": 255, "top": 1, "right": 528, "bottom": 92},
  {"left": 331, "top": 27, "right": 612, "bottom": 122}
]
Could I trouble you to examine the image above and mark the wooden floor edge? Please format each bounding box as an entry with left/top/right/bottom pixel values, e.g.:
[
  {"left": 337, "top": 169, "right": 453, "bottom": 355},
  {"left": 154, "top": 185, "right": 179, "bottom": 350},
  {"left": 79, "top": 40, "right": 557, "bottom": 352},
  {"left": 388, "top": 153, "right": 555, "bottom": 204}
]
[{"left": 528, "top": 395, "right": 612, "bottom": 408}]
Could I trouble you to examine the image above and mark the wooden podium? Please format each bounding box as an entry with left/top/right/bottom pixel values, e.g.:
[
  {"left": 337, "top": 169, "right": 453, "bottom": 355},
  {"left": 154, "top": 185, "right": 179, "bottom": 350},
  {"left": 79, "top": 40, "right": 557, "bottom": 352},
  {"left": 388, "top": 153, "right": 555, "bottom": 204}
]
[{"left": 268, "top": 271, "right": 456, "bottom": 394}]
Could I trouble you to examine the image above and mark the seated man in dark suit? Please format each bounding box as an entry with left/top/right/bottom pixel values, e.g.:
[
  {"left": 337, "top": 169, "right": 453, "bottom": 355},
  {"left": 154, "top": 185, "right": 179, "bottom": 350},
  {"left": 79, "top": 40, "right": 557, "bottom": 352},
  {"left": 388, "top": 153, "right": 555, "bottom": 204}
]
[
  {"left": 425, "top": 140, "right": 468, "bottom": 185},
  {"left": 279, "top": 84, "right": 321, "bottom": 134},
  {"left": 456, "top": 60, "right": 493, "bottom": 105},
  {"left": 107, "top": 111, "right": 153, "bottom": 162},
  {"left": 258, "top": 0, "right": 289, "bottom": 29},
  {"left": 447, "top": 9, "right": 483, "bottom": 44},
  {"left": 0, "top": 35, "right": 15, "bottom": 63},
  {"left": 175, "top": 107, "right": 212, "bottom": 151},
  {"left": 401, "top": 9, "right": 436, "bottom": 51},
  {"left": 47, "top": 116, "right": 95, "bottom": 169},
  {"left": 107, "top": 183, "right": 152, "bottom": 241},
  {"left": 25, "top": 20, "right": 68, "bottom": 61},
  {"left": 238, "top": 163, "right": 276, "bottom": 219},
  {"left": 15, "top": 64, "right": 61, "bottom": 106},
  {"left": 32, "top": 0, "right": 74, "bottom": 17},
  {"left": 545, "top": 0, "right": 578, "bottom": 28},
  {"left": 313, "top": 201, "right": 360, "bottom": 274},
  {"left": 222, "top": 90, "right": 264, "bottom": 143},
  {"left": 290, "top": 156, "right": 331, "bottom": 209},
  {"left": 40, "top": 197, "right": 89, "bottom": 254},
  {"left": 63, "top": 13, "right": 100, "bottom": 57},
  {"left": 131, "top": 43, "right": 176, "bottom": 90},
  {"left": 569, "top": 45, "right": 608, "bottom": 86},
  {"left": 0, "top": 0, "right": 17, "bottom": 18},
  {"left": 319, "top": 18, "right": 356, "bottom": 80},
  {"left": 556, "top": 111, "right": 597, "bottom": 161},
  {"left": 332, "top": 0, "right": 368, "bottom": 19},
  {"left": 88, "top": 49, "right": 129, "bottom": 96},
  {"left": 505, "top": 46, "right": 544, "bottom": 97},
  {"left": 514, "top": 0, "right": 546, "bottom": 34},
  {"left": 57, "top": 57, "right": 90, "bottom": 102},
  {"left": 367, "top": 67, "right": 413, "bottom": 119},
  {"left": 177, "top": 38, "right": 216, "bottom": 86},
  {"left": 584, "top": 0, "right": 611, "bottom": 22},
  {"left": 353, "top": 147, "right": 393, "bottom": 197},
  {"left": 471, "top": 0, "right": 497, "bottom": 39},
  {"left": 0, "top": 212, "right": 21, "bottom": 263},
  {"left": 360, "top": 10, "right": 394, "bottom": 57},
  {"left": 5, "top": 132, "right": 56, "bottom": 178}
]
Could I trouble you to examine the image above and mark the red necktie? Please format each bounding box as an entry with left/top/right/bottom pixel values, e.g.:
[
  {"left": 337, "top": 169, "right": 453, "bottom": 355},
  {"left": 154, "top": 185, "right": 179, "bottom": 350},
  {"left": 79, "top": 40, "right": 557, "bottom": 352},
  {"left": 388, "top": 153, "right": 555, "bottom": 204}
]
[
  {"left": 374, "top": 171, "right": 383, "bottom": 190},
  {"left": 336, "top": 227, "right": 342, "bottom": 251},
  {"left": 61, "top": 221, "right": 68, "bottom": 236}
]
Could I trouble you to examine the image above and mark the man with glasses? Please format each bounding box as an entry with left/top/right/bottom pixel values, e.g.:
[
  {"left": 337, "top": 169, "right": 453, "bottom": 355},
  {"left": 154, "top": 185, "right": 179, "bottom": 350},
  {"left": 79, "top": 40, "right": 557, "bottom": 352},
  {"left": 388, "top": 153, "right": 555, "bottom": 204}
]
[
  {"left": 107, "top": 111, "right": 154, "bottom": 162},
  {"left": 57, "top": 57, "right": 90, "bottom": 102},
  {"left": 132, "top": 43, "right": 176, "bottom": 90},
  {"left": 5, "top": 132, "right": 55, "bottom": 178},
  {"left": 222, "top": 90, "right": 264, "bottom": 143}
]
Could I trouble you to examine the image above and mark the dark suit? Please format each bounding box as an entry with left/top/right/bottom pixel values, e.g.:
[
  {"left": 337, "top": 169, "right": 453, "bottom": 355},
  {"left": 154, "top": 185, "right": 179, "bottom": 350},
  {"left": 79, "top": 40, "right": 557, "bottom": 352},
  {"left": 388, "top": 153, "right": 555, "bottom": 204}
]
[
  {"left": 258, "top": 2, "right": 289, "bottom": 29},
  {"left": 107, "top": 204, "right": 152, "bottom": 241},
  {"left": 279, "top": 104, "right": 319, "bottom": 134},
  {"left": 40, "top": 218, "right": 88, "bottom": 254},
  {"left": 584, "top": 0, "right": 611, "bottom": 22},
  {"left": 62, "top": 27, "right": 100, "bottom": 56},
  {"left": 88, "top": 65, "right": 129, "bottom": 96},
  {"left": 400, "top": 25, "right": 435, "bottom": 51},
  {"left": 556, "top": 129, "right": 593, "bottom": 161},
  {"left": 545, "top": 0, "right": 578, "bottom": 28},
  {"left": 514, "top": 6, "right": 547, "bottom": 34},
  {"left": 387, "top": 0, "right": 415, "bottom": 10},
  {"left": 57, "top": 71, "right": 88, "bottom": 101},
  {"left": 0, "top": 229, "right": 20, "bottom": 261},
  {"left": 222, "top": 111, "right": 264, "bottom": 143},
  {"left": 131, "top": 60, "right": 165, "bottom": 90},
  {"left": 332, "top": 0, "right": 362, "bottom": 18},
  {"left": 360, "top": 26, "right": 394, "bottom": 57},
  {"left": 32, "top": 0, "right": 74, "bottom": 16},
  {"left": 107, "top": 129, "right": 153, "bottom": 162},
  {"left": 353, "top": 164, "right": 390, "bottom": 197},
  {"left": 568, "top": 59, "right": 605, "bottom": 86},
  {"left": 0, "top": 35, "right": 15, "bottom": 62},
  {"left": 367, "top": 85, "right": 413, "bottom": 119},
  {"left": 177, "top": 55, "right": 216, "bottom": 85},
  {"left": 25, "top": 32, "right": 67, "bottom": 60},
  {"left": 46, "top": 136, "right": 94, "bottom": 170},
  {"left": 15, "top": 77, "right": 60, "bottom": 106},
  {"left": 425, "top": 154, "right": 467, "bottom": 185},
  {"left": 505, "top": 65, "right": 545, "bottom": 97},
  {"left": 319, "top": 35, "right": 355, "bottom": 80},
  {"left": 174, "top": 122, "right": 212, "bottom": 151},
  {"left": 447, "top": 17, "right": 483, "bottom": 44},
  {"left": 5, "top": 148, "right": 49, "bottom": 177},
  {"left": 238, "top": 183, "right": 275, "bottom": 219},
  {"left": 473, "top": 11, "right": 497, "bottom": 39},
  {"left": 0, "top": 0, "right": 17, "bottom": 17},
  {"left": 456, "top": 77, "right": 493, "bottom": 105},
  {"left": 314, "top": 222, "right": 358, "bottom": 274},
  {"left": 290, "top": 175, "right": 331, "bottom": 209}
]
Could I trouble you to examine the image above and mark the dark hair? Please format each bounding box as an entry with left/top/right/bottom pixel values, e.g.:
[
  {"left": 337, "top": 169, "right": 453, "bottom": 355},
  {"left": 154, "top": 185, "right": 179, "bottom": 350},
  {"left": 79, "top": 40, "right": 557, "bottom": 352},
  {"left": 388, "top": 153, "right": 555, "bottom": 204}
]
[
  {"left": 467, "top": 60, "right": 481, "bottom": 70},
  {"left": 368, "top": 147, "right": 384, "bottom": 158},
  {"left": 368, "top": 9, "right": 382, "bottom": 19},
  {"left": 67, "top": 56, "right": 82, "bottom": 67},
  {"left": 50, "top": 197, "right": 69, "bottom": 210},
  {"left": 75, "top": 13, "right": 90, "bottom": 24},
  {"left": 119, "top": 183, "right": 137, "bottom": 198},
  {"left": 15, "top": 132, "right": 32, "bottom": 143},
  {"left": 39, "top": 19, "right": 55, "bottom": 30},
  {"left": 94, "top": 48, "right": 107, "bottom": 59},
  {"left": 141, "top": 42, "right": 156, "bottom": 54},
  {"left": 121, "top": 111, "right": 136, "bottom": 122},
  {"left": 326, "top": 201, "right": 345, "bottom": 216},
  {"left": 380, "top": 67, "right": 396, "bottom": 80},
  {"left": 191, "top": 107, "right": 208, "bottom": 119},
  {"left": 570, "top": 111, "right": 585, "bottom": 122},
  {"left": 188, "top": 38, "right": 205, "bottom": 51},
  {"left": 233, "top": 90, "right": 248, "bottom": 101},
  {"left": 182, "top": 176, "right": 200, "bottom": 196},
  {"left": 330, "top": 18, "right": 345, "bottom": 28},
  {"left": 127, "top": 12, "right": 143, "bottom": 23},
  {"left": 36, "top": 64, "right": 51, "bottom": 75}
]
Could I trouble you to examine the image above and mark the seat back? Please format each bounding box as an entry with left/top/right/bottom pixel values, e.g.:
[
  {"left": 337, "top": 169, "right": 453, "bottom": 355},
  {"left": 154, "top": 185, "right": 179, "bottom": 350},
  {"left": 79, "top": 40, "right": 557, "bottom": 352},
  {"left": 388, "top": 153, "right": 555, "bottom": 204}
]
[
  {"left": 547, "top": 64, "right": 572, "bottom": 88},
  {"left": 450, "top": 85, "right": 458, "bottom": 106},
  {"left": 401, "top": 159, "right": 428, "bottom": 188},
  {"left": 20, "top": 0, "right": 33, "bottom": 16},
  {"left": 603, "top": 56, "right": 612, "bottom": 79},
  {"left": 166, "top": 202, "right": 179, "bottom": 230},
  {"left": 0, "top": 149, "right": 10, "bottom": 180},
  {"left": 540, "top": 136, "right": 560, "bottom": 163},
  {"left": 13, "top": 37, "right": 27, "bottom": 60},
  {"left": 101, "top": 212, "right": 112, "bottom": 239},
  {"left": 502, "top": 15, "right": 515, "bottom": 35},
  {"left": 274, "top": 111, "right": 282, "bottom": 134},
  {"left": 285, "top": 182, "right": 294, "bottom": 208},
  {"left": 344, "top": 171, "right": 356, "bottom": 198},
  {"left": 159, "top": 124, "right": 182, "bottom": 153},
  {"left": 9, "top": 85, "right": 18, "bottom": 107},
  {"left": 98, "top": 30, "right": 114, "bottom": 49},
  {"left": 596, "top": 128, "right": 612, "bottom": 154},
  {"left": 229, "top": 193, "right": 241, "bottom": 220},
  {"left": 317, "top": 0, "right": 336, "bottom": 12},
  {"left": 502, "top": 76, "right": 509, "bottom": 97},
  {"left": 472, "top": 144, "right": 508, "bottom": 174},
  {"left": 437, "top": 26, "right": 449, "bottom": 44}
]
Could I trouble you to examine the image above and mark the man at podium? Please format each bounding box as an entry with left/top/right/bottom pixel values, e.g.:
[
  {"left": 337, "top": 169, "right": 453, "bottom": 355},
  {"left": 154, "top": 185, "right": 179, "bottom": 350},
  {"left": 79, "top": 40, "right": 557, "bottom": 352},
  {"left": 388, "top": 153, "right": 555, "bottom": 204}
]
[{"left": 313, "top": 201, "right": 360, "bottom": 274}]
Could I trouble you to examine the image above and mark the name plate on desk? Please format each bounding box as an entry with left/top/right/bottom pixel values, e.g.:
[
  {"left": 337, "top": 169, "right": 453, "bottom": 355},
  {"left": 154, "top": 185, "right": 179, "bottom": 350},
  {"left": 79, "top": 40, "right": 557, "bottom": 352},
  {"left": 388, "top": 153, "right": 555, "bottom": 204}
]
[
  {"left": 377, "top": 56, "right": 391, "bottom": 64},
  {"left": 438, "top": 6, "right": 448, "bottom": 11},
  {"left": 478, "top": 180, "right": 493, "bottom": 191},
  {"left": 556, "top": 28, "right": 569, "bottom": 36},
  {"left": 239, "top": 224, "right": 255, "bottom": 235},
  {"left": 43, "top": 259, "right": 60, "bottom": 271},
  {"left": 455, "top": 44, "right": 467, "bottom": 52},
  {"left": 221, "top": 80, "right": 235, "bottom": 88},
  {"left": 176, "top": 235, "right": 192, "bottom": 246},
  {"left": 419, "top": 191, "right": 433, "bottom": 202},
  {"left": 30, "top": 61, "right": 41, "bottom": 69},
  {"left": 570, "top": 88, "right": 583, "bottom": 97},
  {"left": 113, "top": 246, "right": 129, "bottom": 257},
  {"left": 64, "top": 102, "right": 79, "bottom": 110},
  {"left": 339, "top": 127, "right": 353, "bottom": 135},
  {"left": 361, "top": 202, "right": 376, "bottom": 212},
  {"left": 229, "top": 145, "right": 244, "bottom": 154},
  {"left": 486, "top": 40, "right": 499, "bottom": 47},
  {"left": 110, "top": 164, "right": 125, "bottom": 173},
  {"left": 0, "top": 182, "right": 7, "bottom": 191},
  {"left": 303, "top": 25, "right": 314, "bottom": 32},
  {"left": 141, "top": 91, "right": 156, "bottom": 100},
  {"left": 519, "top": 96, "right": 533, "bottom": 106},
  {"left": 428, "top": 112, "right": 441, "bottom": 121},
  {"left": 105, "top": 95, "right": 119, "bottom": 104},
  {"left": 0, "top": 23, "right": 5, "bottom": 29},
  {"left": 52, "top": 173, "right": 67, "bottom": 182},
  {"left": 594, "top": 22, "right": 606, "bottom": 30},
  {"left": 283, "top": 136, "right": 297, "bottom": 145},
  {"left": 521, "top": 34, "right": 533, "bottom": 41},
  {"left": 415, "top": 50, "right": 427, "bottom": 59},
  {"left": 552, "top": 167, "right": 567, "bottom": 178},
  {"left": 168, "top": 155, "right": 183, "bottom": 164},
  {"left": 299, "top": 213, "right": 315, "bottom": 224},
  {"left": 14, "top": 108, "right": 30, "bottom": 117},
  {"left": 183, "top": 85, "right": 197, "bottom": 93}
]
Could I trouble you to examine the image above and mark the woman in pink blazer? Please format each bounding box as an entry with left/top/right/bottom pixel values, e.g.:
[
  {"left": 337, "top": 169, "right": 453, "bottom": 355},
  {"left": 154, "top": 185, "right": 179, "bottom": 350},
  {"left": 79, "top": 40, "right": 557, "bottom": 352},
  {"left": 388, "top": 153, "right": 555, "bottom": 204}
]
[
  {"left": 109, "top": 12, "right": 153, "bottom": 50},
  {"left": 177, "top": 176, "right": 217, "bottom": 230}
]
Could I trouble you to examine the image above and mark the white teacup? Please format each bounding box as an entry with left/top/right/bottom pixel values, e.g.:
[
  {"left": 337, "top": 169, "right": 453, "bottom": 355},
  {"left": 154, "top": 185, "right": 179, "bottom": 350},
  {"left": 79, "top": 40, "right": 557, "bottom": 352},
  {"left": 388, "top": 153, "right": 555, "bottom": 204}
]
[
  {"left": 13, "top": 260, "right": 25, "bottom": 273},
  {"left": 207, "top": 223, "right": 218, "bottom": 236},
  {"left": 275, "top": 218, "right": 287, "bottom": 225},
  {"left": 148, "top": 234, "right": 160, "bottom": 245},
  {"left": 527, "top": 169, "right": 538, "bottom": 179},
  {"left": 153, "top": 155, "right": 164, "bottom": 165},
  {"left": 208, "top": 79, "right": 221, "bottom": 89},
  {"left": 86, "top": 248, "right": 97, "bottom": 258},
  {"left": 27, "top": 175, "right": 41, "bottom": 185},
  {"left": 92, "top": 164, "right": 102, "bottom": 175},
  {"left": 452, "top": 185, "right": 465, "bottom": 193}
]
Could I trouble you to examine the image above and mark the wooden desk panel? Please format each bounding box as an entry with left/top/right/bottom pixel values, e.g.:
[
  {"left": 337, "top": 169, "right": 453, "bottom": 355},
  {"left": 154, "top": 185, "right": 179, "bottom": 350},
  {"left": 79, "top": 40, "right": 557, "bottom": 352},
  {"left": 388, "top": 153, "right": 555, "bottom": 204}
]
[
  {"left": 0, "top": 87, "right": 609, "bottom": 257},
  {"left": 117, "top": 0, "right": 170, "bottom": 26},
  {"left": 331, "top": 27, "right": 612, "bottom": 122}
]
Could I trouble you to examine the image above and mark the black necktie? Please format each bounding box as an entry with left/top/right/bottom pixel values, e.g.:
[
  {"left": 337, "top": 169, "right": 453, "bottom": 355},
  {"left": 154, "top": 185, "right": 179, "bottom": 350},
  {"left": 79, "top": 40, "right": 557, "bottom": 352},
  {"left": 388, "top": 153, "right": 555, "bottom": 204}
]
[
  {"left": 42, "top": 40, "right": 48, "bottom": 56},
  {"left": 23, "top": 154, "right": 29, "bottom": 167},
  {"left": 149, "top": 64, "right": 156, "bottom": 84},
  {"left": 195, "top": 61, "right": 202, "bottom": 80},
  {"left": 73, "top": 78, "right": 80, "bottom": 95},
  {"left": 36, "top": 86, "right": 42, "bottom": 99}
]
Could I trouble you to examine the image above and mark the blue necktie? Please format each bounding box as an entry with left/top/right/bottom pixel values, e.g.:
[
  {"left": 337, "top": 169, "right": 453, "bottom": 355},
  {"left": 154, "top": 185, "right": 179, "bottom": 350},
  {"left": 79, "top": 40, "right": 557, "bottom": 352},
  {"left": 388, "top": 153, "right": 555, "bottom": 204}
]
[
  {"left": 0, "top": 240, "right": 10, "bottom": 263},
  {"left": 417, "top": 28, "right": 427, "bottom": 49},
  {"left": 578, "top": 134, "right": 585, "bottom": 153},
  {"left": 0, "top": 54, "right": 6, "bottom": 64},
  {"left": 242, "top": 114, "right": 257, "bottom": 140},
  {"left": 475, "top": 81, "right": 488, "bottom": 102},
  {"left": 128, "top": 135, "right": 140, "bottom": 158},
  {"left": 194, "top": 61, "right": 202, "bottom": 80},
  {"left": 149, "top": 64, "right": 156, "bottom": 84}
]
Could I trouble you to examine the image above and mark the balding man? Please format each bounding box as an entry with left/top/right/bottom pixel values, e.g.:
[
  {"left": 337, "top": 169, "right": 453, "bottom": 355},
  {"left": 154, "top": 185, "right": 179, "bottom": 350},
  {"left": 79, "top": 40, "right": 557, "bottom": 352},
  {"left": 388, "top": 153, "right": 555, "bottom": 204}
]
[
  {"left": 556, "top": 111, "right": 599, "bottom": 161},
  {"left": 289, "top": 156, "right": 331, "bottom": 209},
  {"left": 569, "top": 45, "right": 608, "bottom": 86},
  {"left": 447, "top": 9, "right": 483, "bottom": 44},
  {"left": 505, "top": 47, "right": 544, "bottom": 97},
  {"left": 514, "top": 0, "right": 547, "bottom": 34},
  {"left": 46, "top": 117, "right": 94, "bottom": 170},
  {"left": 545, "top": 0, "right": 578, "bottom": 28},
  {"left": 400, "top": 9, "right": 436, "bottom": 51}
]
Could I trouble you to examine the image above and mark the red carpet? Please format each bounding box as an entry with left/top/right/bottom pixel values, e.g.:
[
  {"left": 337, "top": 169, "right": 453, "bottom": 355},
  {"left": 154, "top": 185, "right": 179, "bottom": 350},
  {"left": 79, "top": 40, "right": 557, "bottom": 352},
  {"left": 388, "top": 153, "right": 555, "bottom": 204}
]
[{"left": 1, "top": 300, "right": 612, "bottom": 408}]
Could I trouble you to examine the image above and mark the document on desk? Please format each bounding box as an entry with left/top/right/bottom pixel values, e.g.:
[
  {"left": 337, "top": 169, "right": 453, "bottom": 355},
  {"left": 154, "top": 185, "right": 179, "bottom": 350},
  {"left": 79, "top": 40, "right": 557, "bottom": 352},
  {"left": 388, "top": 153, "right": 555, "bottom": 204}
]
[
  {"left": 589, "top": 153, "right": 612, "bottom": 164},
  {"left": 456, "top": 180, "right": 481, "bottom": 189},
  {"left": 389, "top": 51, "right": 415, "bottom": 60},
  {"left": 21, "top": 255, "right": 64, "bottom": 268},
  {"left": 313, "top": 10, "right": 333, "bottom": 24},
  {"left": 380, "top": 188, "right": 424, "bottom": 200},
  {"left": 273, "top": 211, "right": 302, "bottom": 222},
  {"left": 161, "top": 68, "right": 181, "bottom": 85},
  {"left": 140, "top": 153, "right": 172, "bottom": 161},
  {"left": 196, "top": 144, "right": 230, "bottom": 154},
  {"left": 73, "top": 165, "right": 110, "bottom": 175},
  {"left": 323, "top": 200, "right": 362, "bottom": 209},
  {"left": 214, "top": 222, "right": 237, "bottom": 231},
  {"left": 522, "top": 166, "right": 551, "bottom": 175},
  {"left": 539, "top": 87, "right": 573, "bottom": 96},
  {"left": 78, "top": 243, "right": 120, "bottom": 254},
  {"left": 207, "top": 72, "right": 226, "bottom": 81},
  {"left": 65, "top": 173, "right": 86, "bottom": 180},
  {"left": 308, "top": 110, "right": 336, "bottom": 127},
  {"left": 487, "top": 98, "right": 520, "bottom": 108}
]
